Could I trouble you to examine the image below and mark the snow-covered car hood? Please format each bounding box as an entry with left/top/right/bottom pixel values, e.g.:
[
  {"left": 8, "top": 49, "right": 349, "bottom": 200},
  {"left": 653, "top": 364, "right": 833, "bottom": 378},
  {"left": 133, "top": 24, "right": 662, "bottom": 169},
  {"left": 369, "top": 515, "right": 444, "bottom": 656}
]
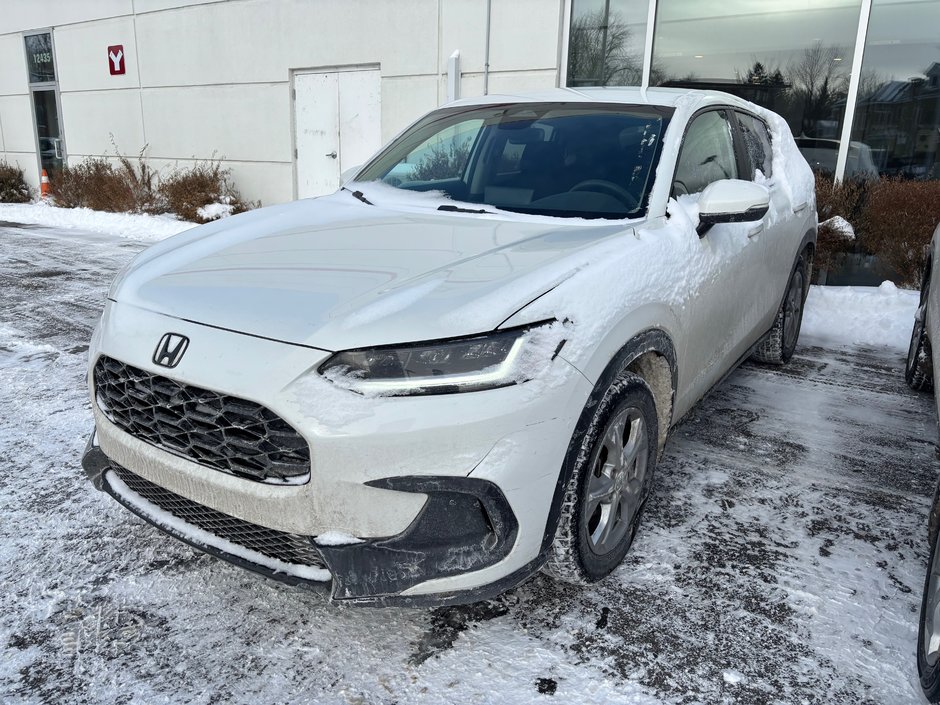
[{"left": 110, "top": 192, "right": 634, "bottom": 351}]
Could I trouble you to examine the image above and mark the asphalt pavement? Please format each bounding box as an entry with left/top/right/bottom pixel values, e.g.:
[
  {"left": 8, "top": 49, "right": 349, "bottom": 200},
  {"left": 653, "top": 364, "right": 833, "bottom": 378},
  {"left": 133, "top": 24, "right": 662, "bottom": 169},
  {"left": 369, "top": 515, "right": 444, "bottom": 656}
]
[{"left": 1, "top": 222, "right": 936, "bottom": 705}]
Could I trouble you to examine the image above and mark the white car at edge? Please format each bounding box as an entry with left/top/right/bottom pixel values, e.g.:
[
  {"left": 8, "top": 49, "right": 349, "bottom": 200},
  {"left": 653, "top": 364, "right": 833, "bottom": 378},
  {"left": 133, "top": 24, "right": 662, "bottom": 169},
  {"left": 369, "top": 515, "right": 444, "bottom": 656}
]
[{"left": 82, "top": 87, "right": 817, "bottom": 606}]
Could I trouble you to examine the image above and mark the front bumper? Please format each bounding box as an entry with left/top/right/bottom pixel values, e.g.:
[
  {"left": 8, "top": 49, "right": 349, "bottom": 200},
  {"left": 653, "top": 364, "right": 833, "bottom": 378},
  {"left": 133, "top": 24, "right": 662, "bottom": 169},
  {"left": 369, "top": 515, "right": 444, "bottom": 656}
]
[{"left": 84, "top": 437, "right": 526, "bottom": 606}]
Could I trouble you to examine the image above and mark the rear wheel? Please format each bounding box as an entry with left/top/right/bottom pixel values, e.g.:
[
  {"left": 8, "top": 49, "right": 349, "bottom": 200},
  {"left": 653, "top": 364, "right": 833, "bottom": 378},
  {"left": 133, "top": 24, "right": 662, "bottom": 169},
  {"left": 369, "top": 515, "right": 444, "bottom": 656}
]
[
  {"left": 906, "top": 273, "right": 933, "bottom": 391},
  {"left": 543, "top": 373, "right": 658, "bottom": 585},
  {"left": 753, "top": 255, "right": 807, "bottom": 365}
]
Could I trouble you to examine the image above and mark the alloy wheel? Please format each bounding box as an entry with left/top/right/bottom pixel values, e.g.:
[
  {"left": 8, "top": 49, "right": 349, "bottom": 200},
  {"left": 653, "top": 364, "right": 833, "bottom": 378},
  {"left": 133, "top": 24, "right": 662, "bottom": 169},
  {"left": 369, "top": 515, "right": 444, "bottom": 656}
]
[
  {"left": 584, "top": 406, "right": 649, "bottom": 554},
  {"left": 783, "top": 267, "right": 804, "bottom": 353}
]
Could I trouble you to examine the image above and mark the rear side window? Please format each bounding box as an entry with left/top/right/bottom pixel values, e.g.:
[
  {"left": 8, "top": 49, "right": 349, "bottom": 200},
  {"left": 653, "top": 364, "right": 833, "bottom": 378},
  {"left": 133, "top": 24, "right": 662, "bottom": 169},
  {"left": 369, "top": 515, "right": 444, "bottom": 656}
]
[
  {"left": 736, "top": 111, "right": 773, "bottom": 180},
  {"left": 673, "top": 110, "right": 738, "bottom": 196}
]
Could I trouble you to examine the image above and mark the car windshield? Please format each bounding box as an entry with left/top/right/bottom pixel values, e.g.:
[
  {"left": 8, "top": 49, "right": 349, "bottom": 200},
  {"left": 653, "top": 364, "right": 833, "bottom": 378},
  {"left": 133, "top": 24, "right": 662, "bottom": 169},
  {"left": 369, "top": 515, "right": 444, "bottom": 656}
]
[{"left": 355, "top": 102, "right": 672, "bottom": 220}]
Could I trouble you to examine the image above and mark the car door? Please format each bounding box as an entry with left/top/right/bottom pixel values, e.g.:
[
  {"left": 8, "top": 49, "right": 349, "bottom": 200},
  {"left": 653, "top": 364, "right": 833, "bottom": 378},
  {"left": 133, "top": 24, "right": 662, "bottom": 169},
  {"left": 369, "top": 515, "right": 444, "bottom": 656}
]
[
  {"left": 671, "top": 107, "right": 769, "bottom": 411},
  {"left": 734, "top": 109, "right": 797, "bottom": 337}
]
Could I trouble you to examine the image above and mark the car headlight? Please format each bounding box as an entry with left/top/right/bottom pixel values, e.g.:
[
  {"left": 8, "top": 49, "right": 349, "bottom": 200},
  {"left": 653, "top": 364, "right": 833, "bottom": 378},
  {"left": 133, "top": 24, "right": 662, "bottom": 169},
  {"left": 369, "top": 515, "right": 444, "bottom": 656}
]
[{"left": 318, "top": 322, "right": 560, "bottom": 396}]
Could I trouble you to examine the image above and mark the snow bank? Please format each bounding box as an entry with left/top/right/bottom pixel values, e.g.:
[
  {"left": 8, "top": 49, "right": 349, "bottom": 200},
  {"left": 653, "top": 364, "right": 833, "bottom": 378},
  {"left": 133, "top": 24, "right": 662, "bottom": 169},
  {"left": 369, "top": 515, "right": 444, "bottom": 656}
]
[
  {"left": 196, "top": 202, "right": 235, "bottom": 221},
  {"left": 801, "top": 282, "right": 918, "bottom": 352},
  {"left": 0, "top": 201, "right": 196, "bottom": 240},
  {"left": 820, "top": 215, "right": 856, "bottom": 241}
]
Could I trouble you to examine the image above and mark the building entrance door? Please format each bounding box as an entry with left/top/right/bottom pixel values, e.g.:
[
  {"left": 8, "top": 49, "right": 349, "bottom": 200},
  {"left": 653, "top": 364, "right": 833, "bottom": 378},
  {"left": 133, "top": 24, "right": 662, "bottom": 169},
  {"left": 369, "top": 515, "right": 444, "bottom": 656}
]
[{"left": 293, "top": 67, "right": 381, "bottom": 198}]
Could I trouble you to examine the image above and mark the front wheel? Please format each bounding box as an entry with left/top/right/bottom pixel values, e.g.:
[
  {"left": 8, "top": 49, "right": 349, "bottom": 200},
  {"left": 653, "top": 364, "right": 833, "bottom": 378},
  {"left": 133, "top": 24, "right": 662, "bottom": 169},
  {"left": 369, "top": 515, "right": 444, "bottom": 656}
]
[
  {"left": 919, "top": 489, "right": 940, "bottom": 701},
  {"left": 753, "top": 255, "right": 807, "bottom": 365},
  {"left": 543, "top": 372, "right": 658, "bottom": 585}
]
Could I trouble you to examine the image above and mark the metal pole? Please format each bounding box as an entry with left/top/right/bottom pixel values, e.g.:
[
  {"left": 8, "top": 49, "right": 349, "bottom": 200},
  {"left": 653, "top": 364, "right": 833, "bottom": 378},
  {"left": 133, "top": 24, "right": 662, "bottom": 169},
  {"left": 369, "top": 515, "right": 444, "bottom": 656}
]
[
  {"left": 835, "top": 0, "right": 872, "bottom": 183},
  {"left": 483, "top": 0, "right": 492, "bottom": 95},
  {"left": 641, "top": 0, "right": 657, "bottom": 94}
]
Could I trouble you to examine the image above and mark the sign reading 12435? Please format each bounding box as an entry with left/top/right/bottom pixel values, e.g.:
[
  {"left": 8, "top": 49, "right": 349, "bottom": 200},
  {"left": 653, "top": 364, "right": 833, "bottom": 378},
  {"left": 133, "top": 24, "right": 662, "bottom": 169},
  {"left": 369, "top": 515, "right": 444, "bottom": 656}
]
[{"left": 24, "top": 33, "right": 55, "bottom": 83}]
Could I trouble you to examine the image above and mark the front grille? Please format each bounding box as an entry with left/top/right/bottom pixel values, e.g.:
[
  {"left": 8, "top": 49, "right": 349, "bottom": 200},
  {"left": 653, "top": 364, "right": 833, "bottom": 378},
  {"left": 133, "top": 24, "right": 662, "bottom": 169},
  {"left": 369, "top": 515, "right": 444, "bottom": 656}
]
[
  {"left": 94, "top": 356, "right": 310, "bottom": 484},
  {"left": 110, "top": 465, "right": 326, "bottom": 570}
]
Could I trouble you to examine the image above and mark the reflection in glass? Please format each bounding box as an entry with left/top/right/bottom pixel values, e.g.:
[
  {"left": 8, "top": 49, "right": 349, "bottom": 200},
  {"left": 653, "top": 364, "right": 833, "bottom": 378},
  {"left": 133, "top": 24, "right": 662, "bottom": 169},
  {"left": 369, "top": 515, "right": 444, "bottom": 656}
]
[
  {"left": 851, "top": 0, "right": 940, "bottom": 180},
  {"left": 24, "top": 33, "right": 55, "bottom": 84},
  {"left": 567, "top": 0, "right": 648, "bottom": 87},
  {"left": 652, "top": 0, "right": 862, "bottom": 156},
  {"left": 33, "top": 90, "right": 64, "bottom": 176}
]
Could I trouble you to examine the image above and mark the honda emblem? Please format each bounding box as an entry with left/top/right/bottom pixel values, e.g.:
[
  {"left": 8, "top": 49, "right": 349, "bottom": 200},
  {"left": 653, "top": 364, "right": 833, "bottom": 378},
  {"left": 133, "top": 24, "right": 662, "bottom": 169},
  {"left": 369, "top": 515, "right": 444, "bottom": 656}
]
[{"left": 153, "top": 333, "right": 189, "bottom": 368}]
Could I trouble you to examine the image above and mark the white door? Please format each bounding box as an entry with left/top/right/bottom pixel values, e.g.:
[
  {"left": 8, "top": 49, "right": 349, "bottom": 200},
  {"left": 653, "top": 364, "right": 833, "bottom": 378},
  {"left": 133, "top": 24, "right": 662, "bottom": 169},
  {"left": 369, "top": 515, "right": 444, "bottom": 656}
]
[{"left": 294, "top": 68, "right": 381, "bottom": 198}]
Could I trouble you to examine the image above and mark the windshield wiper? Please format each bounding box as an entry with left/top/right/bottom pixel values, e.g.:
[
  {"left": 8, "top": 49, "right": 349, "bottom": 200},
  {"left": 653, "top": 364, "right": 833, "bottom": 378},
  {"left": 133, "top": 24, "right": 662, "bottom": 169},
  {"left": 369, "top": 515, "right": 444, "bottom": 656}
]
[
  {"left": 437, "top": 204, "right": 494, "bottom": 214},
  {"left": 343, "top": 187, "right": 373, "bottom": 205}
]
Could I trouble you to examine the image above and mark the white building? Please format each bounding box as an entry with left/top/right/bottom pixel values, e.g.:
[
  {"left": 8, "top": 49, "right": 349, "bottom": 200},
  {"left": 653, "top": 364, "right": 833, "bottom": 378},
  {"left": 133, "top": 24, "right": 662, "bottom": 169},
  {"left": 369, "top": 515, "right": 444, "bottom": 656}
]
[
  {"left": 0, "top": 1, "right": 569, "bottom": 205},
  {"left": 2, "top": 0, "right": 938, "bottom": 206}
]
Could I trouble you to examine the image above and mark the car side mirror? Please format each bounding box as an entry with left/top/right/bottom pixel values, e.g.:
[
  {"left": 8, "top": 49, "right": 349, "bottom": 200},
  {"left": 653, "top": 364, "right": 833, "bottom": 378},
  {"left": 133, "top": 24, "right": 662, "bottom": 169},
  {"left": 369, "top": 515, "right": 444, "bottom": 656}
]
[{"left": 696, "top": 179, "right": 770, "bottom": 237}]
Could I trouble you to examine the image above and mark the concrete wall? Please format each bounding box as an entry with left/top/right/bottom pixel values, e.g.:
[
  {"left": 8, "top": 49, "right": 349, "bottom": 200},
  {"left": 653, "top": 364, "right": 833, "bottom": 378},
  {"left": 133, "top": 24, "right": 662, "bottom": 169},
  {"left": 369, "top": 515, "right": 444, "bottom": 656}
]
[{"left": 0, "top": 0, "right": 566, "bottom": 202}]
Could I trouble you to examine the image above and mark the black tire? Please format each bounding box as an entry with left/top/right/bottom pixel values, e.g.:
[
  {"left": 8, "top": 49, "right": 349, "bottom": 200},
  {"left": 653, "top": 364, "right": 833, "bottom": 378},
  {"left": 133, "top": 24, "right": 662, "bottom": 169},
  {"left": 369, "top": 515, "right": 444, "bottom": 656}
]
[
  {"left": 753, "top": 255, "right": 808, "bottom": 365},
  {"left": 543, "top": 372, "right": 658, "bottom": 585},
  {"left": 906, "top": 272, "right": 933, "bottom": 392},
  {"left": 919, "top": 487, "right": 940, "bottom": 702}
]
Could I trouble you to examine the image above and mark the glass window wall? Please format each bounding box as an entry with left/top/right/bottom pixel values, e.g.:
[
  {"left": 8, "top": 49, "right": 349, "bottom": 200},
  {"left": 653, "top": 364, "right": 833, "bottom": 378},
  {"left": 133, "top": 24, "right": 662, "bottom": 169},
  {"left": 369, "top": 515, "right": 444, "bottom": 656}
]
[
  {"left": 652, "top": 0, "right": 863, "bottom": 177},
  {"left": 567, "top": 0, "right": 649, "bottom": 87},
  {"left": 850, "top": 0, "right": 940, "bottom": 179}
]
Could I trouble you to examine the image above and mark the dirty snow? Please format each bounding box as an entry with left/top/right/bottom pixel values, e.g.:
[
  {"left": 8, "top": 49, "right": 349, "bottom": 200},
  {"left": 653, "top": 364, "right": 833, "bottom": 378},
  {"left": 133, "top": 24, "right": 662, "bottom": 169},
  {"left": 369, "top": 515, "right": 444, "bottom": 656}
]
[
  {"left": 314, "top": 531, "right": 365, "bottom": 547},
  {"left": 1, "top": 222, "right": 936, "bottom": 705},
  {"left": 0, "top": 201, "right": 195, "bottom": 240}
]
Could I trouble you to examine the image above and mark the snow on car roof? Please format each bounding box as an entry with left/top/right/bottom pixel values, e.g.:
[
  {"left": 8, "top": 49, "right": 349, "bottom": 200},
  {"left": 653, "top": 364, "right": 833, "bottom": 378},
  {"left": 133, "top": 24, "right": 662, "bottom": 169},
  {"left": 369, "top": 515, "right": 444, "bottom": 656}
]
[{"left": 446, "top": 86, "right": 756, "bottom": 111}]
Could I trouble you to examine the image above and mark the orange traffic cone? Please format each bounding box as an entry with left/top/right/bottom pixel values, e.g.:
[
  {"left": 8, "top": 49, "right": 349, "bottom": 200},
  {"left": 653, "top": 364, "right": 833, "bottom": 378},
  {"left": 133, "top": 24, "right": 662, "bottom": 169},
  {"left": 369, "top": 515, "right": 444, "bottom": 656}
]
[{"left": 40, "top": 169, "right": 51, "bottom": 199}]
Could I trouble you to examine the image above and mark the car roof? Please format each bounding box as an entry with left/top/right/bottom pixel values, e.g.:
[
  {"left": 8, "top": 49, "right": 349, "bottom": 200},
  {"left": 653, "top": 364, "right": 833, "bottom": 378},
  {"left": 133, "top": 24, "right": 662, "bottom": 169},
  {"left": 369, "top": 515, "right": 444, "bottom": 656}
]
[{"left": 447, "top": 86, "right": 757, "bottom": 112}]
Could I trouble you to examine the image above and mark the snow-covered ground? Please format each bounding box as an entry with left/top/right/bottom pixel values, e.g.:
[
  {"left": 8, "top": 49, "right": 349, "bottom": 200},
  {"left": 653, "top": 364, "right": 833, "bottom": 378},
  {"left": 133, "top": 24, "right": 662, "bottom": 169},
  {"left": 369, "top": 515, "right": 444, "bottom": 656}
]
[
  {"left": 0, "top": 201, "right": 195, "bottom": 240},
  {"left": 1, "top": 220, "right": 936, "bottom": 705}
]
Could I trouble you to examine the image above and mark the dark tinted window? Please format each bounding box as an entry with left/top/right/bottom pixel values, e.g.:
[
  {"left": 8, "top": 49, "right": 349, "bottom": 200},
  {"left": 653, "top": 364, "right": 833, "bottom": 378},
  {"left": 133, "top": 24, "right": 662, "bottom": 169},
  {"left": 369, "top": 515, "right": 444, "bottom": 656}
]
[
  {"left": 673, "top": 110, "right": 738, "bottom": 195},
  {"left": 736, "top": 111, "right": 773, "bottom": 179},
  {"left": 357, "top": 103, "right": 671, "bottom": 220}
]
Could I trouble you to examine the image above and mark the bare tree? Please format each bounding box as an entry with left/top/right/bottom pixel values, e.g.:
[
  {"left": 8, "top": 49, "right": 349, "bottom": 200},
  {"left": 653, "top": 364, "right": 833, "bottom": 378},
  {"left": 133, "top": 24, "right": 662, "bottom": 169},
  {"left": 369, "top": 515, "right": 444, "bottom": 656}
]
[
  {"left": 567, "top": 9, "right": 642, "bottom": 86},
  {"left": 787, "top": 43, "right": 849, "bottom": 134}
]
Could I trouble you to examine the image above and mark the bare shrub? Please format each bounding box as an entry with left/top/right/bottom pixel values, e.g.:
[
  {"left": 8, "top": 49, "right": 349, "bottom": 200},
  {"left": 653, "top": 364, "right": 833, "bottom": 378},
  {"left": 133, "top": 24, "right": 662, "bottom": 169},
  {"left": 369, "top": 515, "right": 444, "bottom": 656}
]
[
  {"left": 158, "top": 160, "right": 255, "bottom": 223},
  {"left": 860, "top": 178, "right": 940, "bottom": 287},
  {"left": 813, "top": 173, "right": 867, "bottom": 274},
  {"left": 116, "top": 149, "right": 161, "bottom": 214},
  {"left": 49, "top": 157, "right": 138, "bottom": 212},
  {"left": 0, "top": 161, "right": 31, "bottom": 203}
]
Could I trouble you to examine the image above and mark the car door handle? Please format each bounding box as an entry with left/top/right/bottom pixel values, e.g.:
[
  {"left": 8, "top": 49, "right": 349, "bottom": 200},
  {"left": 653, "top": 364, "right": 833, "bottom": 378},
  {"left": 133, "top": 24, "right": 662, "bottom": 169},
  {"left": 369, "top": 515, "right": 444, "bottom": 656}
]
[
  {"left": 325, "top": 151, "right": 337, "bottom": 159},
  {"left": 793, "top": 202, "right": 808, "bottom": 213}
]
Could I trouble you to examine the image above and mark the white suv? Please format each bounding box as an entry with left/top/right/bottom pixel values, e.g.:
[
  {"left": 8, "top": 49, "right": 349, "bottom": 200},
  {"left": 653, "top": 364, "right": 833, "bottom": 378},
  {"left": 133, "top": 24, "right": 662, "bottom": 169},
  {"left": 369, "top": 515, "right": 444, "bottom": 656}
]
[{"left": 83, "top": 88, "right": 816, "bottom": 605}]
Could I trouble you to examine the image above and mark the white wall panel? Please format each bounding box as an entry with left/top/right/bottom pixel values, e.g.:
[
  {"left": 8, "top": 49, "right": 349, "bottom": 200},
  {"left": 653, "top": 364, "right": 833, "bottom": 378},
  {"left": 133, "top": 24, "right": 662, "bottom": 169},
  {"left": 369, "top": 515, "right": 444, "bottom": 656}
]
[
  {"left": 490, "top": 0, "right": 561, "bottom": 72},
  {"left": 145, "top": 157, "right": 293, "bottom": 207},
  {"left": 379, "top": 75, "right": 438, "bottom": 143},
  {"left": 0, "top": 95, "right": 37, "bottom": 153},
  {"left": 141, "top": 83, "right": 291, "bottom": 162},
  {"left": 486, "top": 69, "right": 559, "bottom": 95},
  {"left": 54, "top": 17, "right": 139, "bottom": 92},
  {"left": 0, "top": 151, "right": 40, "bottom": 188},
  {"left": 133, "top": 0, "right": 221, "bottom": 14},
  {"left": 0, "top": 34, "right": 29, "bottom": 96},
  {"left": 441, "top": 0, "right": 485, "bottom": 75},
  {"left": 0, "top": 0, "right": 133, "bottom": 35},
  {"left": 59, "top": 89, "right": 145, "bottom": 156},
  {"left": 136, "top": 0, "right": 437, "bottom": 87}
]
